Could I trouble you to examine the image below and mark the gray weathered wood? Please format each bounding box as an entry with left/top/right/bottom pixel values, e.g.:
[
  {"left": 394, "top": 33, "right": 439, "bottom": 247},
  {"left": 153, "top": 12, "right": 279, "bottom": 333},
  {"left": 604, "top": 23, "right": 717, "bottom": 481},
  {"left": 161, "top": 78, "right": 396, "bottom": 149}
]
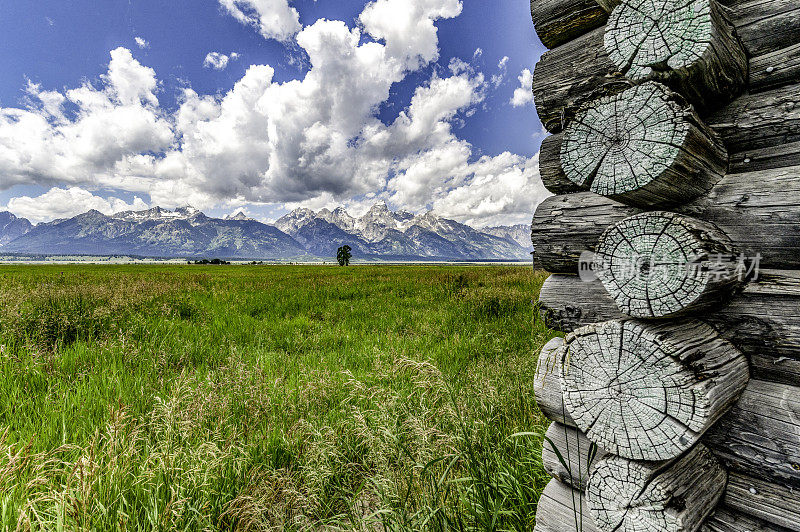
[
  {"left": 539, "top": 423, "right": 800, "bottom": 531},
  {"left": 534, "top": 2, "right": 800, "bottom": 134},
  {"left": 749, "top": 42, "right": 800, "bottom": 93},
  {"left": 527, "top": 0, "right": 798, "bottom": 56},
  {"left": 531, "top": 0, "right": 608, "bottom": 49},
  {"left": 531, "top": 165, "right": 800, "bottom": 274},
  {"left": 587, "top": 444, "right": 726, "bottom": 532},
  {"left": 605, "top": 0, "right": 747, "bottom": 110},
  {"left": 594, "top": 212, "right": 742, "bottom": 318},
  {"left": 533, "top": 27, "right": 622, "bottom": 133},
  {"left": 729, "top": 139, "right": 800, "bottom": 173},
  {"left": 723, "top": 472, "right": 800, "bottom": 532},
  {"left": 594, "top": 0, "right": 621, "bottom": 12},
  {"left": 560, "top": 83, "right": 727, "bottom": 207},
  {"left": 534, "top": 479, "right": 598, "bottom": 532},
  {"left": 540, "top": 133, "right": 582, "bottom": 194},
  {"left": 560, "top": 319, "right": 748, "bottom": 461},
  {"left": 539, "top": 88, "right": 800, "bottom": 187},
  {"left": 726, "top": 0, "right": 800, "bottom": 56},
  {"left": 531, "top": 478, "right": 792, "bottom": 532},
  {"left": 707, "top": 81, "right": 800, "bottom": 152},
  {"left": 534, "top": 337, "right": 576, "bottom": 427},
  {"left": 704, "top": 506, "right": 795, "bottom": 532},
  {"left": 542, "top": 422, "right": 608, "bottom": 490},
  {"left": 537, "top": 271, "right": 800, "bottom": 386},
  {"left": 704, "top": 378, "right": 800, "bottom": 489}
]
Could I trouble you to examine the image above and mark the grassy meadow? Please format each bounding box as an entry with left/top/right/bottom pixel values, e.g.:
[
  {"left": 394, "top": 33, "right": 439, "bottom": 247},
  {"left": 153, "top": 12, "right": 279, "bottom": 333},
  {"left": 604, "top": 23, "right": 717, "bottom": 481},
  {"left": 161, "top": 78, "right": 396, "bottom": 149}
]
[{"left": 0, "top": 264, "right": 557, "bottom": 531}]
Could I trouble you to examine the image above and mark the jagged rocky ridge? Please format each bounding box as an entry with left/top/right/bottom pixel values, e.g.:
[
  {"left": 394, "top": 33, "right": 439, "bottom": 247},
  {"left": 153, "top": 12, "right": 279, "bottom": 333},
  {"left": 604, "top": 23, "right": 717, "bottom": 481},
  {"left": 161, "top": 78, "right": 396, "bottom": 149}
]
[{"left": 0, "top": 204, "right": 532, "bottom": 261}]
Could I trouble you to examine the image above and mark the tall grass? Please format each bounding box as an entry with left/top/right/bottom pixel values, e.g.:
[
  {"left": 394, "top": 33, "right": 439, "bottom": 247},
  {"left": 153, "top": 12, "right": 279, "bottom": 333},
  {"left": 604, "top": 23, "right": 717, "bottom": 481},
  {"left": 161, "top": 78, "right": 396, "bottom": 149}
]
[{"left": 0, "top": 264, "right": 556, "bottom": 530}]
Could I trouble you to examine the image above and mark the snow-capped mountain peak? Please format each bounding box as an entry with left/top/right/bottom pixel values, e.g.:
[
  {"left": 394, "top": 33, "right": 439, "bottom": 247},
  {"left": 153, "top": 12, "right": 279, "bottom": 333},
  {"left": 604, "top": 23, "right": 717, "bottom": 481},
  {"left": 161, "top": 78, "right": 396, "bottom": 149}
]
[{"left": 274, "top": 203, "right": 531, "bottom": 260}]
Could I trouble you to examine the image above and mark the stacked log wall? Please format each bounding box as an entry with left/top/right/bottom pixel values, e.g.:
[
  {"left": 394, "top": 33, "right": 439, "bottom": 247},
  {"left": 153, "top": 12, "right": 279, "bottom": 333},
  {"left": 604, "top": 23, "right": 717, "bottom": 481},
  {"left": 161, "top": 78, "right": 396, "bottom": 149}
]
[{"left": 529, "top": 0, "right": 800, "bottom": 529}]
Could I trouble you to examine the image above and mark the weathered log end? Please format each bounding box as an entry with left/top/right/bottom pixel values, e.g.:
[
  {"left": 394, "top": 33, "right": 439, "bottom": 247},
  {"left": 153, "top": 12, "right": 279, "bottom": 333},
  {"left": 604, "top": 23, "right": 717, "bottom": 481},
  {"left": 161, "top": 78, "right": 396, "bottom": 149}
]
[
  {"left": 560, "top": 82, "right": 727, "bottom": 207},
  {"left": 587, "top": 445, "right": 727, "bottom": 532},
  {"left": 594, "top": 211, "right": 744, "bottom": 318},
  {"left": 534, "top": 337, "right": 576, "bottom": 426},
  {"left": 560, "top": 319, "right": 749, "bottom": 461},
  {"left": 605, "top": 0, "right": 747, "bottom": 109},
  {"left": 531, "top": 0, "right": 609, "bottom": 49}
]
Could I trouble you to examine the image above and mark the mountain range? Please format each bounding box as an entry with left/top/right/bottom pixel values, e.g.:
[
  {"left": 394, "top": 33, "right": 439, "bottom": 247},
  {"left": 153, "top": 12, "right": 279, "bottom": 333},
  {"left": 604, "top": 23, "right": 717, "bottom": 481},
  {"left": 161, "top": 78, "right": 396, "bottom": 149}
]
[{"left": 0, "top": 204, "right": 532, "bottom": 261}]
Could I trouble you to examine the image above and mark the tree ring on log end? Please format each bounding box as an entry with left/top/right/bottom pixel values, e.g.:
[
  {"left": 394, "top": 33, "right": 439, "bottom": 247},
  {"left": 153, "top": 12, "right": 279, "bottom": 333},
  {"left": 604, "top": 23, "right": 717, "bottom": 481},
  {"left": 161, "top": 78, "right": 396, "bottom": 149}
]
[
  {"left": 560, "top": 319, "right": 749, "bottom": 461},
  {"left": 560, "top": 82, "right": 727, "bottom": 207},
  {"left": 594, "top": 211, "right": 743, "bottom": 318},
  {"left": 587, "top": 445, "right": 726, "bottom": 532},
  {"left": 605, "top": 0, "right": 747, "bottom": 108}
]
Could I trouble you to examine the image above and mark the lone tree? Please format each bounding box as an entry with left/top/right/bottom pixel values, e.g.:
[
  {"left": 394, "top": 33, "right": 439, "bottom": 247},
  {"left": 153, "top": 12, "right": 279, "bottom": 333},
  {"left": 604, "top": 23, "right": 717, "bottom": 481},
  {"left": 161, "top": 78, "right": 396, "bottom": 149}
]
[{"left": 337, "top": 245, "right": 352, "bottom": 266}]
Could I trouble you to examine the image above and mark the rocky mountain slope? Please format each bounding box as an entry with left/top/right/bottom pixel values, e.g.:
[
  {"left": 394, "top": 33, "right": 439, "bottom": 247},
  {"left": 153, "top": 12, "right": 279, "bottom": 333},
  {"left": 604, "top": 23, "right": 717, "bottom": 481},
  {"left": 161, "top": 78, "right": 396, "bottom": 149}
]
[
  {"left": 276, "top": 203, "right": 531, "bottom": 260},
  {"left": 1, "top": 207, "right": 309, "bottom": 259},
  {"left": 0, "top": 211, "right": 33, "bottom": 246},
  {"left": 0, "top": 204, "right": 531, "bottom": 261}
]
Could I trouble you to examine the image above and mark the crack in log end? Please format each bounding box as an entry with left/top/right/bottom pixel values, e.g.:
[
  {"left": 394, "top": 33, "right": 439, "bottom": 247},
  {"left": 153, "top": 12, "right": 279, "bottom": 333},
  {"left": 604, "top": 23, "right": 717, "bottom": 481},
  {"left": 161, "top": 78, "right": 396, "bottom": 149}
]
[
  {"left": 560, "top": 83, "right": 727, "bottom": 208},
  {"left": 587, "top": 445, "right": 727, "bottom": 532},
  {"left": 560, "top": 319, "right": 749, "bottom": 461},
  {"left": 605, "top": 0, "right": 747, "bottom": 110},
  {"left": 594, "top": 212, "right": 743, "bottom": 318}
]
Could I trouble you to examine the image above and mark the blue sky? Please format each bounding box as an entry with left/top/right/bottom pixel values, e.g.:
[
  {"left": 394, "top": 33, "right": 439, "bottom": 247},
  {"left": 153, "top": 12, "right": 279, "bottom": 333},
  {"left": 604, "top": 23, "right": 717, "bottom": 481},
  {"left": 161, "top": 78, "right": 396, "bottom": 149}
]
[{"left": 0, "top": 0, "right": 548, "bottom": 227}]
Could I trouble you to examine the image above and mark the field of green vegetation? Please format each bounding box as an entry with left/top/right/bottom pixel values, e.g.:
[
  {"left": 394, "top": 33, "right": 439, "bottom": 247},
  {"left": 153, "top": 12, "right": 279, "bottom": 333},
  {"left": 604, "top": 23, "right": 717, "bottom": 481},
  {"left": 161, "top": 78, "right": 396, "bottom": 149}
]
[{"left": 0, "top": 264, "right": 557, "bottom": 531}]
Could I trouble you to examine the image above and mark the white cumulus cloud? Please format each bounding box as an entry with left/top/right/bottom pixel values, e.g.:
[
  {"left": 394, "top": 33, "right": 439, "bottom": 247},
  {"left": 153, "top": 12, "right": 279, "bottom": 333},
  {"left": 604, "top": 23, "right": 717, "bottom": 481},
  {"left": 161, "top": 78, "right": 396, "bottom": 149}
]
[
  {"left": 135, "top": 37, "right": 149, "bottom": 49},
  {"left": 0, "top": 0, "right": 548, "bottom": 226},
  {"left": 6, "top": 187, "right": 149, "bottom": 223},
  {"left": 0, "top": 47, "right": 172, "bottom": 192},
  {"left": 218, "top": 0, "right": 301, "bottom": 42},
  {"left": 203, "top": 51, "right": 240, "bottom": 70},
  {"left": 510, "top": 68, "right": 534, "bottom": 107}
]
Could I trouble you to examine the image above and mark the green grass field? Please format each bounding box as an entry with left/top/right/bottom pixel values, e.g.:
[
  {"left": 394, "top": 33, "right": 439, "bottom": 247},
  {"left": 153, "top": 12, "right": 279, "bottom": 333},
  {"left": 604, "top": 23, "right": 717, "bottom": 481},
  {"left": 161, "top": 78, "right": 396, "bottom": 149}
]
[{"left": 0, "top": 264, "right": 557, "bottom": 531}]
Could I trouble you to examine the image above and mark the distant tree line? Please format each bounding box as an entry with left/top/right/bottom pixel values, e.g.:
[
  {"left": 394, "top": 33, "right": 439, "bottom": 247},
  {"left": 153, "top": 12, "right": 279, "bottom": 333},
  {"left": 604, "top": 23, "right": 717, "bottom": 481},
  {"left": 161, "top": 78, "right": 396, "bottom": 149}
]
[{"left": 190, "top": 258, "right": 231, "bottom": 265}]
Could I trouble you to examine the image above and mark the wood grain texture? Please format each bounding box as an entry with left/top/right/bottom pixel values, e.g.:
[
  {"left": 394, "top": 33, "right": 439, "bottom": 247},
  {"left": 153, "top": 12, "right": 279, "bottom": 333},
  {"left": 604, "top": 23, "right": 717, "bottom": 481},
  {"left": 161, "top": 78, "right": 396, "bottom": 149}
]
[
  {"left": 531, "top": 165, "right": 800, "bottom": 274},
  {"left": 531, "top": 0, "right": 608, "bottom": 49},
  {"left": 561, "top": 319, "right": 748, "bottom": 461},
  {"left": 723, "top": 472, "right": 800, "bottom": 531},
  {"left": 704, "top": 506, "right": 795, "bottom": 532},
  {"left": 538, "top": 424, "right": 800, "bottom": 531},
  {"left": 539, "top": 86, "right": 800, "bottom": 185},
  {"left": 534, "top": 479, "right": 598, "bottom": 532},
  {"left": 707, "top": 81, "right": 800, "bottom": 152},
  {"left": 704, "top": 378, "right": 800, "bottom": 488},
  {"left": 537, "top": 271, "right": 800, "bottom": 386},
  {"left": 532, "top": 479, "right": 793, "bottom": 532},
  {"left": 533, "top": 27, "right": 622, "bottom": 133},
  {"left": 540, "top": 133, "right": 583, "bottom": 194},
  {"left": 528, "top": 0, "right": 799, "bottom": 56},
  {"left": 534, "top": 337, "right": 576, "bottom": 427},
  {"left": 533, "top": 2, "right": 800, "bottom": 134},
  {"left": 729, "top": 139, "right": 800, "bottom": 173},
  {"left": 560, "top": 83, "right": 727, "bottom": 207},
  {"left": 605, "top": 0, "right": 747, "bottom": 109},
  {"left": 725, "top": 0, "right": 800, "bottom": 56},
  {"left": 542, "top": 422, "right": 608, "bottom": 490},
  {"left": 594, "top": 212, "right": 742, "bottom": 318},
  {"left": 587, "top": 444, "right": 726, "bottom": 532},
  {"left": 749, "top": 42, "right": 800, "bottom": 93}
]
